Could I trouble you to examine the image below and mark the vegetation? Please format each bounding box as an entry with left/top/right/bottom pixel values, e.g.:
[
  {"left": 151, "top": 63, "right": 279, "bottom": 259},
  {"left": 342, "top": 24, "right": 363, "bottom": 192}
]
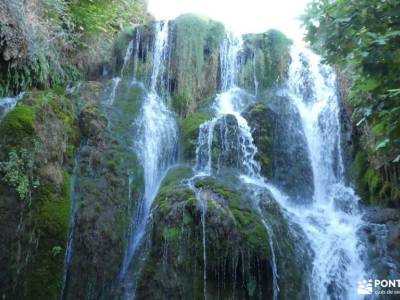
[
  {"left": 0, "top": 0, "right": 149, "bottom": 97},
  {"left": 0, "top": 143, "right": 40, "bottom": 202},
  {"left": 171, "top": 14, "right": 225, "bottom": 116},
  {"left": 240, "top": 30, "right": 292, "bottom": 91},
  {"left": 302, "top": 0, "right": 400, "bottom": 205}
]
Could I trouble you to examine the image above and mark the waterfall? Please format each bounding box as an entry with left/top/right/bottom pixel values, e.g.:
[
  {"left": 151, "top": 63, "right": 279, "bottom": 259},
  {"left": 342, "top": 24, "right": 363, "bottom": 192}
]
[
  {"left": 195, "top": 33, "right": 260, "bottom": 178},
  {"left": 107, "top": 39, "right": 135, "bottom": 106},
  {"left": 191, "top": 32, "right": 279, "bottom": 299},
  {"left": 61, "top": 152, "right": 80, "bottom": 300},
  {"left": 0, "top": 92, "right": 24, "bottom": 122},
  {"left": 119, "top": 21, "right": 178, "bottom": 297},
  {"left": 266, "top": 45, "right": 369, "bottom": 300},
  {"left": 253, "top": 52, "right": 259, "bottom": 96}
]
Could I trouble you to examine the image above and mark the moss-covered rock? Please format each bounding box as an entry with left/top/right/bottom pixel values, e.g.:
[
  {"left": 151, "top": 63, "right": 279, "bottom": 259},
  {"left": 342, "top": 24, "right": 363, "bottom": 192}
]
[
  {"left": 239, "top": 30, "right": 292, "bottom": 93},
  {"left": 181, "top": 110, "right": 214, "bottom": 161},
  {"left": 62, "top": 80, "right": 145, "bottom": 300},
  {"left": 351, "top": 148, "right": 400, "bottom": 207},
  {"left": 135, "top": 169, "right": 273, "bottom": 299},
  {"left": 113, "top": 14, "right": 225, "bottom": 118},
  {"left": 243, "top": 103, "right": 274, "bottom": 178},
  {"left": 0, "top": 88, "right": 79, "bottom": 299},
  {"left": 244, "top": 96, "right": 314, "bottom": 201},
  {"left": 169, "top": 14, "right": 225, "bottom": 117},
  {"left": 133, "top": 169, "right": 312, "bottom": 299}
]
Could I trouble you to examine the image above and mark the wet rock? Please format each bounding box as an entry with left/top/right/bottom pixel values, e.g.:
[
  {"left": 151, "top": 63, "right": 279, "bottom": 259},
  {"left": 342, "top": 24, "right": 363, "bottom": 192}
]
[
  {"left": 0, "top": 2, "right": 27, "bottom": 68},
  {"left": 134, "top": 170, "right": 274, "bottom": 299},
  {"left": 361, "top": 207, "right": 400, "bottom": 279},
  {"left": 244, "top": 96, "right": 314, "bottom": 202}
]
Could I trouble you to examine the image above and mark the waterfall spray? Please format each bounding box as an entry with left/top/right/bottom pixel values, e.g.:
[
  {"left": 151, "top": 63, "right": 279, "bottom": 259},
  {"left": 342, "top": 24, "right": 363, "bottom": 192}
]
[{"left": 119, "top": 21, "right": 178, "bottom": 299}]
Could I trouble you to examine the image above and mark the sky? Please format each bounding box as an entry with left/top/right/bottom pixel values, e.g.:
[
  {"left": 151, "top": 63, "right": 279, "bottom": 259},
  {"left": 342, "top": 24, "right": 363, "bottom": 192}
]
[{"left": 148, "top": 0, "right": 312, "bottom": 41}]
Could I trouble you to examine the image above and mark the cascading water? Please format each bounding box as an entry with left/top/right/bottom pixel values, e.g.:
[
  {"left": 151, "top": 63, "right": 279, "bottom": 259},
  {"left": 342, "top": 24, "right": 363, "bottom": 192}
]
[
  {"left": 265, "top": 45, "right": 370, "bottom": 300},
  {"left": 0, "top": 92, "right": 24, "bottom": 122},
  {"left": 195, "top": 34, "right": 260, "bottom": 178},
  {"left": 107, "top": 39, "right": 135, "bottom": 106},
  {"left": 119, "top": 21, "right": 178, "bottom": 297},
  {"left": 61, "top": 153, "right": 80, "bottom": 300},
  {"left": 190, "top": 32, "right": 280, "bottom": 299}
]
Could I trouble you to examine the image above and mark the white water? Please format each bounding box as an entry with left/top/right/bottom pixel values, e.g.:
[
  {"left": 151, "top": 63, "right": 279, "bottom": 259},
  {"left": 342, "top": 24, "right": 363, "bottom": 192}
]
[
  {"left": 193, "top": 33, "right": 373, "bottom": 299},
  {"left": 119, "top": 21, "right": 178, "bottom": 297},
  {"left": 268, "top": 46, "right": 369, "bottom": 300},
  {"left": 0, "top": 92, "right": 24, "bottom": 122},
  {"left": 107, "top": 39, "right": 135, "bottom": 106},
  {"left": 196, "top": 34, "right": 260, "bottom": 178},
  {"left": 192, "top": 32, "right": 279, "bottom": 299},
  {"left": 253, "top": 53, "right": 259, "bottom": 96},
  {"left": 61, "top": 154, "right": 80, "bottom": 300}
]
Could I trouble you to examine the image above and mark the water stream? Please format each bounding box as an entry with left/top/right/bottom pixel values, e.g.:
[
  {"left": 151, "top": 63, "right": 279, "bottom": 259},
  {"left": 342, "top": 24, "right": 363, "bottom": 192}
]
[
  {"left": 267, "top": 46, "right": 369, "bottom": 300},
  {"left": 191, "top": 32, "right": 279, "bottom": 299},
  {"left": 192, "top": 32, "right": 376, "bottom": 299},
  {"left": 119, "top": 21, "right": 178, "bottom": 298},
  {"left": 0, "top": 92, "right": 25, "bottom": 122}
]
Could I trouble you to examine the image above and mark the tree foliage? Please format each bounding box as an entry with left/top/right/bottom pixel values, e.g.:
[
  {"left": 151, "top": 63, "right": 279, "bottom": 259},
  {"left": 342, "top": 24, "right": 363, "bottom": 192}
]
[
  {"left": 302, "top": 0, "right": 400, "bottom": 162},
  {"left": 0, "top": 0, "right": 149, "bottom": 97}
]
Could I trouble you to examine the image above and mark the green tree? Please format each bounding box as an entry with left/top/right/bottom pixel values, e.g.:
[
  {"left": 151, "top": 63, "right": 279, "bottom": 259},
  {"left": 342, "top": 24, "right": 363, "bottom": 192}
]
[{"left": 302, "top": 0, "right": 400, "bottom": 162}]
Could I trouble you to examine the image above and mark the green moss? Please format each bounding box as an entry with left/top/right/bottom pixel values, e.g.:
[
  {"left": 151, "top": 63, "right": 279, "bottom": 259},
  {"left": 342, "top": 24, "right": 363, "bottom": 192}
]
[
  {"left": 351, "top": 151, "right": 369, "bottom": 199},
  {"left": 171, "top": 14, "right": 225, "bottom": 116},
  {"left": 181, "top": 111, "right": 214, "bottom": 160},
  {"left": 240, "top": 29, "right": 292, "bottom": 92},
  {"left": 351, "top": 149, "right": 400, "bottom": 206},
  {"left": 159, "top": 167, "right": 193, "bottom": 189},
  {"left": 26, "top": 172, "right": 71, "bottom": 299},
  {"left": 0, "top": 104, "right": 36, "bottom": 140},
  {"left": 171, "top": 92, "right": 190, "bottom": 117},
  {"left": 163, "top": 227, "right": 180, "bottom": 242}
]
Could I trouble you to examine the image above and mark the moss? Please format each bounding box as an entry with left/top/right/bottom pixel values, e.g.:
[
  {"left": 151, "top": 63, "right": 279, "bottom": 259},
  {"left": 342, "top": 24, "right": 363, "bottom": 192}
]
[
  {"left": 26, "top": 172, "right": 71, "bottom": 299},
  {"left": 243, "top": 103, "right": 274, "bottom": 178},
  {"left": 163, "top": 227, "right": 180, "bottom": 242},
  {"left": 139, "top": 174, "right": 274, "bottom": 299},
  {"left": 195, "top": 177, "right": 269, "bottom": 254},
  {"left": 181, "top": 111, "right": 214, "bottom": 161},
  {"left": 240, "top": 29, "right": 292, "bottom": 92},
  {"left": 171, "top": 92, "right": 190, "bottom": 117},
  {"left": 0, "top": 104, "right": 36, "bottom": 141},
  {"left": 170, "top": 14, "right": 225, "bottom": 116},
  {"left": 159, "top": 166, "right": 193, "bottom": 190}
]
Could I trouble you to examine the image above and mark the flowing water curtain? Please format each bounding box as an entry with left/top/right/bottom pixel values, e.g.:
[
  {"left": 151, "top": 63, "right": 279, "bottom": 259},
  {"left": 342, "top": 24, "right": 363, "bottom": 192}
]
[{"left": 118, "top": 21, "right": 179, "bottom": 298}]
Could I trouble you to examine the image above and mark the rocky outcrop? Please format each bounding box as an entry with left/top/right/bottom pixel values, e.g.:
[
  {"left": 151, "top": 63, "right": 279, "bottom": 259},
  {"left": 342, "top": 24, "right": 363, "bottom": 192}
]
[
  {"left": 63, "top": 81, "right": 144, "bottom": 299},
  {"left": 135, "top": 167, "right": 274, "bottom": 299},
  {"left": 361, "top": 208, "right": 400, "bottom": 279},
  {"left": 0, "top": 88, "right": 79, "bottom": 299},
  {"left": 239, "top": 30, "right": 292, "bottom": 93},
  {"left": 0, "top": 1, "right": 28, "bottom": 69},
  {"left": 132, "top": 167, "right": 312, "bottom": 299},
  {"left": 244, "top": 97, "right": 314, "bottom": 202}
]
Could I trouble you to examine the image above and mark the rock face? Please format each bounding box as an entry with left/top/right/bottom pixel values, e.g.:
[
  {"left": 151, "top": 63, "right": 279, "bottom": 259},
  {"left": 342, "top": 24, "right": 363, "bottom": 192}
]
[
  {"left": 0, "top": 1, "right": 28, "bottom": 69},
  {"left": 135, "top": 168, "right": 274, "bottom": 299},
  {"left": 3, "top": 11, "right": 399, "bottom": 300},
  {"left": 239, "top": 30, "right": 292, "bottom": 94},
  {"left": 361, "top": 208, "right": 400, "bottom": 279},
  {"left": 244, "top": 97, "right": 314, "bottom": 202},
  {"left": 0, "top": 81, "right": 145, "bottom": 299},
  {"left": 0, "top": 89, "right": 78, "bottom": 299},
  {"left": 63, "top": 81, "right": 144, "bottom": 299},
  {"left": 131, "top": 167, "right": 312, "bottom": 299}
]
